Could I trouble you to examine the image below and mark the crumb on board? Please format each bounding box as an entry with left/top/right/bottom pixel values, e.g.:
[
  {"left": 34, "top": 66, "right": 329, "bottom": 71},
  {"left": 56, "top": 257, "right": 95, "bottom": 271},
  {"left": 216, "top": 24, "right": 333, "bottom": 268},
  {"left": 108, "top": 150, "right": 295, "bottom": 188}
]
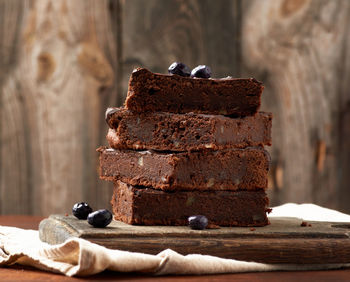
[
  {"left": 206, "top": 223, "right": 221, "bottom": 229},
  {"left": 301, "top": 221, "right": 312, "bottom": 227},
  {"left": 250, "top": 228, "right": 256, "bottom": 231}
]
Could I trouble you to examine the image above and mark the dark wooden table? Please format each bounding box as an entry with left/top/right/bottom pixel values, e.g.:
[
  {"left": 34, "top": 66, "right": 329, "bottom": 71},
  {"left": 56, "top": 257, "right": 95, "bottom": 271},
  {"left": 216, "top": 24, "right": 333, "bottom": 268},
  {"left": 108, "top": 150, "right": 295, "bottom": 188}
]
[{"left": 1, "top": 216, "right": 350, "bottom": 282}]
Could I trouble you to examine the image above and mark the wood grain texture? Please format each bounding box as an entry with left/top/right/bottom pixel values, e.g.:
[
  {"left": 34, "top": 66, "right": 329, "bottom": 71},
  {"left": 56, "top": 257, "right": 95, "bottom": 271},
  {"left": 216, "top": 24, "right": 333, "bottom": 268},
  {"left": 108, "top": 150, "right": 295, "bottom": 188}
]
[
  {"left": 242, "top": 0, "right": 350, "bottom": 211},
  {"left": 0, "top": 0, "right": 118, "bottom": 215},
  {"left": 0, "top": 0, "right": 31, "bottom": 213},
  {"left": 39, "top": 215, "right": 350, "bottom": 264}
]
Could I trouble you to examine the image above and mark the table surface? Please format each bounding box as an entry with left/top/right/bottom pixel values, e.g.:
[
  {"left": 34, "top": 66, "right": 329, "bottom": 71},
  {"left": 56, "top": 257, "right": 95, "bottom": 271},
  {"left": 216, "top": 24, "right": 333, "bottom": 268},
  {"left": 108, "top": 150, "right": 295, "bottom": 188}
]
[{"left": 1, "top": 216, "right": 350, "bottom": 282}]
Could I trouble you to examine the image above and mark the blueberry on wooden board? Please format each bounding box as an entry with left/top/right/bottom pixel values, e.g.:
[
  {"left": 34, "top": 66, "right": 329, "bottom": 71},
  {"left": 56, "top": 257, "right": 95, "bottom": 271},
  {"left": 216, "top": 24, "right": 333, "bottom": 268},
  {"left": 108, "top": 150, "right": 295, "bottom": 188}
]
[
  {"left": 168, "top": 62, "right": 191, "bottom": 77},
  {"left": 188, "top": 215, "right": 208, "bottom": 230},
  {"left": 72, "top": 202, "right": 93, "bottom": 220},
  {"left": 190, "top": 65, "right": 212, "bottom": 78},
  {"left": 88, "top": 209, "right": 113, "bottom": 228}
]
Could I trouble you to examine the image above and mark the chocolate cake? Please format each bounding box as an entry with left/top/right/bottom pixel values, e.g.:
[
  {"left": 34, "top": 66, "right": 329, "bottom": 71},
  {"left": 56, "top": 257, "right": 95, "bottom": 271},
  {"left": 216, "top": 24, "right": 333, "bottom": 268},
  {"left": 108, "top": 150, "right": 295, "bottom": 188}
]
[
  {"left": 106, "top": 108, "right": 272, "bottom": 151},
  {"left": 111, "top": 180, "right": 270, "bottom": 226},
  {"left": 98, "top": 147, "right": 270, "bottom": 191},
  {"left": 125, "top": 68, "right": 263, "bottom": 116}
]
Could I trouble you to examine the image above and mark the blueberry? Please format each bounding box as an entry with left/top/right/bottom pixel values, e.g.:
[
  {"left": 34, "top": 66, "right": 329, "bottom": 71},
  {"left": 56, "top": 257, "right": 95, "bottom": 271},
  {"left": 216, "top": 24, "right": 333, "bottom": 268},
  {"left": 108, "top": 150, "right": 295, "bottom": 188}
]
[
  {"left": 168, "top": 62, "right": 191, "bottom": 77},
  {"left": 188, "top": 215, "right": 208, "bottom": 230},
  {"left": 72, "top": 202, "right": 93, "bottom": 220},
  {"left": 87, "top": 209, "right": 113, "bottom": 228},
  {"left": 105, "top": 107, "right": 118, "bottom": 128},
  {"left": 190, "top": 65, "right": 212, "bottom": 78}
]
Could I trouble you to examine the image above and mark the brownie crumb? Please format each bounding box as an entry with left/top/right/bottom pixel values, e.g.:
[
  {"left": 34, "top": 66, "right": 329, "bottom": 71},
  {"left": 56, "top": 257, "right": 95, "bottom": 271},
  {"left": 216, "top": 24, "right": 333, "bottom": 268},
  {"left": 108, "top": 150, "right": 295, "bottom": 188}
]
[
  {"left": 206, "top": 223, "right": 221, "bottom": 229},
  {"left": 266, "top": 208, "right": 273, "bottom": 214},
  {"left": 301, "top": 221, "right": 312, "bottom": 227},
  {"left": 250, "top": 228, "right": 256, "bottom": 231}
]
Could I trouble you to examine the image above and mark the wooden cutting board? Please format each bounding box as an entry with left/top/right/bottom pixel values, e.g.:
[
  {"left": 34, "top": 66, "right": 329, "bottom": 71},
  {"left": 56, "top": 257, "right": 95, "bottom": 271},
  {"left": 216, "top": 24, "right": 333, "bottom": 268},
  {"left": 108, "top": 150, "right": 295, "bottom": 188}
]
[{"left": 39, "top": 215, "right": 350, "bottom": 264}]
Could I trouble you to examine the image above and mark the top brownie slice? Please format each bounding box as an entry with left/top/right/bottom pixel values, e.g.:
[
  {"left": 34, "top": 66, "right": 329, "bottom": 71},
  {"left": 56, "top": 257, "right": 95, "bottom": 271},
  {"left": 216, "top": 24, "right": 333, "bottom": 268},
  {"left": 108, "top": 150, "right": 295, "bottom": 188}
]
[{"left": 124, "top": 68, "right": 263, "bottom": 116}]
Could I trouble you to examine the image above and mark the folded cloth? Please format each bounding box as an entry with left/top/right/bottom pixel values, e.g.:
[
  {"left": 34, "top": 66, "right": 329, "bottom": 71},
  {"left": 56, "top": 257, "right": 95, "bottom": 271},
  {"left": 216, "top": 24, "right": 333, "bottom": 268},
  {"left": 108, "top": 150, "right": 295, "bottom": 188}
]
[
  {"left": 0, "top": 203, "right": 350, "bottom": 277},
  {"left": 269, "top": 203, "right": 350, "bottom": 222}
]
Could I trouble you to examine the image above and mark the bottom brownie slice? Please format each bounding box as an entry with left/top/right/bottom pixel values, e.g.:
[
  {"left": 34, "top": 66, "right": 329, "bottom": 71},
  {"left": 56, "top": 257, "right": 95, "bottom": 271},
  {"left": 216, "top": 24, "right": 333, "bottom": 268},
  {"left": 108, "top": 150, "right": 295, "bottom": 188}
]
[{"left": 111, "top": 181, "right": 270, "bottom": 227}]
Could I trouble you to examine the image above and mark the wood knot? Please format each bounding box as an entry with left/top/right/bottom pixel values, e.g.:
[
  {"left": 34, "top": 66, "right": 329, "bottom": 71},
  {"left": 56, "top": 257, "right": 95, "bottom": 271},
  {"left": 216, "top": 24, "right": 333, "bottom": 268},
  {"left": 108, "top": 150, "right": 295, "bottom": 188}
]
[
  {"left": 316, "top": 140, "right": 326, "bottom": 172},
  {"left": 280, "top": 0, "right": 308, "bottom": 17},
  {"left": 275, "top": 165, "right": 284, "bottom": 190},
  {"left": 268, "top": 162, "right": 283, "bottom": 191},
  {"left": 37, "top": 52, "right": 55, "bottom": 82},
  {"left": 77, "top": 43, "right": 114, "bottom": 87}
]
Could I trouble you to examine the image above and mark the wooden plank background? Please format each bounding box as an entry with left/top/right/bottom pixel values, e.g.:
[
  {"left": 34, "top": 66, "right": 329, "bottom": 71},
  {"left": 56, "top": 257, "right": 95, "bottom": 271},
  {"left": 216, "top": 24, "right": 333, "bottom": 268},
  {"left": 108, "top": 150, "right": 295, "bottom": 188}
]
[{"left": 0, "top": 0, "right": 349, "bottom": 216}]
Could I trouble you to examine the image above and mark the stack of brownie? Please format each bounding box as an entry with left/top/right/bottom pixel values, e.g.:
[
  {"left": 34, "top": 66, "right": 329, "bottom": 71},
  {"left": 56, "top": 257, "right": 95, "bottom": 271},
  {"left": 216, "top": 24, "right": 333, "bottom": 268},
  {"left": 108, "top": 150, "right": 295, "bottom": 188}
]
[{"left": 98, "top": 67, "right": 272, "bottom": 226}]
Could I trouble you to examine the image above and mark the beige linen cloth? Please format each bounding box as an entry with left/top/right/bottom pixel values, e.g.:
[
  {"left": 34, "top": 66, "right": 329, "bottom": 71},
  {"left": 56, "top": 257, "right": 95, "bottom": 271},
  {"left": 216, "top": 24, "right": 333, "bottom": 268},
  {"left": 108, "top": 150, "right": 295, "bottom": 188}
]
[{"left": 1, "top": 203, "right": 350, "bottom": 277}]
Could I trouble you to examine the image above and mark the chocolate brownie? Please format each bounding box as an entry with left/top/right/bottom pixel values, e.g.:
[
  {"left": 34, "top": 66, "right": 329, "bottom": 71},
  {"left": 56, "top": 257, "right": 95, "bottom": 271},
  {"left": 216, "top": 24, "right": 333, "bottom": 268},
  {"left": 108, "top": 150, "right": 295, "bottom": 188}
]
[
  {"left": 105, "top": 108, "right": 272, "bottom": 151},
  {"left": 124, "top": 68, "right": 263, "bottom": 116},
  {"left": 98, "top": 147, "right": 270, "bottom": 191},
  {"left": 111, "top": 181, "right": 270, "bottom": 226}
]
